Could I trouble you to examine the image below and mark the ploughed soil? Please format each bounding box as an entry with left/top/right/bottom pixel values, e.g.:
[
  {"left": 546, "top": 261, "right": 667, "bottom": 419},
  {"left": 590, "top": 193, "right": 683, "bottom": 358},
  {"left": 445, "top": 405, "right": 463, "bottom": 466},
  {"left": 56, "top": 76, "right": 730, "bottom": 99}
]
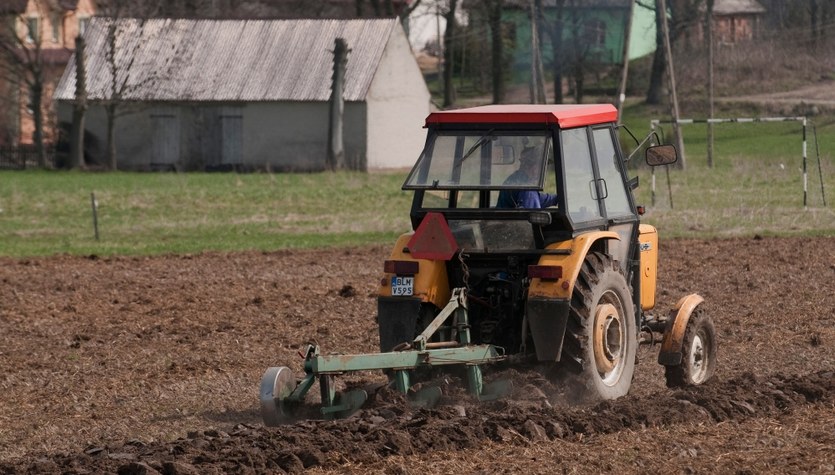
[{"left": 1, "top": 237, "right": 833, "bottom": 474}]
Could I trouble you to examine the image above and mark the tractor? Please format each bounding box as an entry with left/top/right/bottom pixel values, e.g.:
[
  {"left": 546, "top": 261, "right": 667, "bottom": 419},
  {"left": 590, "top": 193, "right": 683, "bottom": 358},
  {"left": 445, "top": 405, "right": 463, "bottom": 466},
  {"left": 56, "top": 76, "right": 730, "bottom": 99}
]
[{"left": 260, "top": 104, "right": 717, "bottom": 424}]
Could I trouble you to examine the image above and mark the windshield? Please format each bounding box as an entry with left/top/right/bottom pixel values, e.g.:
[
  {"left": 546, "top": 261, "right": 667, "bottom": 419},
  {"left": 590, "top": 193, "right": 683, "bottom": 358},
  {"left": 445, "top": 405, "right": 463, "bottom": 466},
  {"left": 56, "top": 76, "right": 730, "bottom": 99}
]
[{"left": 403, "top": 131, "right": 553, "bottom": 190}]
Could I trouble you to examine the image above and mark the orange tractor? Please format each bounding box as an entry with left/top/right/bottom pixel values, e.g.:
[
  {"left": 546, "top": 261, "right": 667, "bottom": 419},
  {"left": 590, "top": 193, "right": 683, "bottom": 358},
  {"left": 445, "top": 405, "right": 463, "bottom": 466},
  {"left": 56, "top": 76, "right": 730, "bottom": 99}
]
[{"left": 261, "top": 104, "right": 717, "bottom": 424}]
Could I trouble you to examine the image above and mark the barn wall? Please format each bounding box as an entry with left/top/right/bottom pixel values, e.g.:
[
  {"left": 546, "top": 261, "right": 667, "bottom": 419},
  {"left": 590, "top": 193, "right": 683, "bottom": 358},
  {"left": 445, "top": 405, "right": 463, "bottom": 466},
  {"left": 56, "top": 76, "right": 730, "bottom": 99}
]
[
  {"left": 243, "top": 101, "right": 367, "bottom": 171},
  {"left": 57, "top": 102, "right": 156, "bottom": 169},
  {"left": 57, "top": 100, "right": 369, "bottom": 171},
  {"left": 365, "top": 23, "right": 431, "bottom": 169}
]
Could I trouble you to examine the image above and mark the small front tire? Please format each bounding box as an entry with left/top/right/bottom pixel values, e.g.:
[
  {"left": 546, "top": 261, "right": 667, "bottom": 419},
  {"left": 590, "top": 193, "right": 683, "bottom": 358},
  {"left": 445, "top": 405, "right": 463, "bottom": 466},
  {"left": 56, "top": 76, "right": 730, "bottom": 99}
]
[{"left": 665, "top": 308, "right": 717, "bottom": 387}]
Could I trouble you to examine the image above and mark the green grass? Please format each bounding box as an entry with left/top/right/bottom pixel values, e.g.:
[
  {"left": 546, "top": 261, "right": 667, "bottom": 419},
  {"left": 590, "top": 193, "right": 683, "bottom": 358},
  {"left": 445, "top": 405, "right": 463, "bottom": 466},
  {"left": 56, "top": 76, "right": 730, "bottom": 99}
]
[
  {"left": 622, "top": 104, "right": 835, "bottom": 238},
  {"left": 1, "top": 107, "right": 833, "bottom": 257},
  {"left": 0, "top": 171, "right": 413, "bottom": 257}
]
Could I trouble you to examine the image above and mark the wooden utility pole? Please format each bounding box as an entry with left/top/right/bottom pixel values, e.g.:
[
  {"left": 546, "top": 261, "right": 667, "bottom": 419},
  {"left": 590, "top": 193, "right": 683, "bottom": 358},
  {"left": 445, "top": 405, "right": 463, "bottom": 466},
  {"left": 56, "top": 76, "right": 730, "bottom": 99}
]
[
  {"left": 706, "top": 0, "right": 715, "bottom": 168},
  {"left": 70, "top": 35, "right": 87, "bottom": 169},
  {"left": 616, "top": 0, "right": 635, "bottom": 122},
  {"left": 436, "top": 2, "right": 443, "bottom": 102},
  {"left": 327, "top": 38, "right": 349, "bottom": 171},
  {"left": 658, "top": 0, "right": 686, "bottom": 168}
]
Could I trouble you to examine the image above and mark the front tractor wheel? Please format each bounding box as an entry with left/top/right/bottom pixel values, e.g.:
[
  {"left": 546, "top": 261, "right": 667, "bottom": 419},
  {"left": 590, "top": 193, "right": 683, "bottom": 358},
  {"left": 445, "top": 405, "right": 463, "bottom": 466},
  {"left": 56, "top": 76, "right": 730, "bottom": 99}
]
[
  {"left": 561, "top": 253, "right": 637, "bottom": 401},
  {"left": 665, "top": 308, "right": 717, "bottom": 387}
]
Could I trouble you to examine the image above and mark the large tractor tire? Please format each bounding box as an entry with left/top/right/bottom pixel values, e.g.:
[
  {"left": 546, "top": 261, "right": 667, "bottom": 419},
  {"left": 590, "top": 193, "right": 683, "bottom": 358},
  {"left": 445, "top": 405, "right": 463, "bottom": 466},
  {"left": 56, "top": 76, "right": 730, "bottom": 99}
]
[
  {"left": 665, "top": 307, "right": 717, "bottom": 387},
  {"left": 560, "top": 252, "right": 637, "bottom": 401}
]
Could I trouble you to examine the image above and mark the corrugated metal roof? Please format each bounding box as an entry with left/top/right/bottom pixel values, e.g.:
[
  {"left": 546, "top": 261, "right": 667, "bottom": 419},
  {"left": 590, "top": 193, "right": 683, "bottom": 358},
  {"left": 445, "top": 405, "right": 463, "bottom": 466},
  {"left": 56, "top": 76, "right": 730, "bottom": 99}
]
[
  {"left": 54, "top": 18, "right": 398, "bottom": 102},
  {"left": 714, "top": 0, "right": 766, "bottom": 15},
  {"left": 506, "top": 0, "right": 631, "bottom": 9}
]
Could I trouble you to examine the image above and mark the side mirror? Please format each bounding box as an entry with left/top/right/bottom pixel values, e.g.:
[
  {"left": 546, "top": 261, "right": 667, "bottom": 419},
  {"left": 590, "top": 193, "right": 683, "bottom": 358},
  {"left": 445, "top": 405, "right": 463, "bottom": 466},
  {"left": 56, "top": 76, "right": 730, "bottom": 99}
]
[{"left": 645, "top": 144, "right": 678, "bottom": 166}]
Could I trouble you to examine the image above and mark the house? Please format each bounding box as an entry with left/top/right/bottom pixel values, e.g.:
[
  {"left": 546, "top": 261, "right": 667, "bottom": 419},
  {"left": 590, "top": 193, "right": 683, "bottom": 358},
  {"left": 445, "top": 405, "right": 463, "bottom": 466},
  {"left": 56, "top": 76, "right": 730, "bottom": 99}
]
[
  {"left": 0, "top": 0, "right": 95, "bottom": 146},
  {"left": 705, "top": 0, "right": 766, "bottom": 43},
  {"left": 504, "top": 0, "right": 657, "bottom": 84},
  {"left": 53, "top": 18, "right": 431, "bottom": 171}
]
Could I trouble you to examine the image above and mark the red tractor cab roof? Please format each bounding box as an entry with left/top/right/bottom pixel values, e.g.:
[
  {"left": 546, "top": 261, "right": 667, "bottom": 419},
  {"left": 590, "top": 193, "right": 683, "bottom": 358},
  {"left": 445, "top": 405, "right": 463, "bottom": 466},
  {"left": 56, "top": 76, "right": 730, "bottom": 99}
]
[{"left": 425, "top": 104, "right": 618, "bottom": 129}]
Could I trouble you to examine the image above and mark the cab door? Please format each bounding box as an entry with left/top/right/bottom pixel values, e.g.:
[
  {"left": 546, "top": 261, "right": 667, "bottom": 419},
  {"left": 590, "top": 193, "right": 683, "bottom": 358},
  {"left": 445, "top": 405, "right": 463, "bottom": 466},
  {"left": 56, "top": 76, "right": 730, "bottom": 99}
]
[
  {"left": 591, "top": 125, "right": 638, "bottom": 273},
  {"left": 559, "top": 125, "right": 637, "bottom": 271}
]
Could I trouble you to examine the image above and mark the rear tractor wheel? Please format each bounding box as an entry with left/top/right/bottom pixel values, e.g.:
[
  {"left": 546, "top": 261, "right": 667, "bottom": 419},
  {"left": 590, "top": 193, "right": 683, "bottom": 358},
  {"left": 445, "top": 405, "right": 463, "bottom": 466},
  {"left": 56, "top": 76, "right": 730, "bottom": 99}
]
[
  {"left": 560, "top": 252, "right": 637, "bottom": 401},
  {"left": 665, "top": 308, "right": 717, "bottom": 387}
]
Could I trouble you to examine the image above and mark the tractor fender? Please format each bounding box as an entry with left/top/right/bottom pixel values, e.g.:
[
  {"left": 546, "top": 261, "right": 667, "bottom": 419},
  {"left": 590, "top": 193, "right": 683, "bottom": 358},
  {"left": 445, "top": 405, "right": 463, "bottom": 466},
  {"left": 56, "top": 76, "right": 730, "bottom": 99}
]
[
  {"left": 528, "top": 231, "right": 620, "bottom": 300},
  {"left": 658, "top": 294, "right": 705, "bottom": 366},
  {"left": 379, "top": 232, "right": 451, "bottom": 309}
]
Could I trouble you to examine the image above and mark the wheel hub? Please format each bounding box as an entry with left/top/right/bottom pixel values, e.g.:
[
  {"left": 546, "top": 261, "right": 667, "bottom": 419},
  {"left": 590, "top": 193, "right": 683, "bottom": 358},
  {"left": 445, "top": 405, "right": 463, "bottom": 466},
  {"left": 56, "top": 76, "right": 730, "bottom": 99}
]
[
  {"left": 689, "top": 333, "right": 708, "bottom": 383},
  {"left": 593, "top": 303, "right": 623, "bottom": 377}
]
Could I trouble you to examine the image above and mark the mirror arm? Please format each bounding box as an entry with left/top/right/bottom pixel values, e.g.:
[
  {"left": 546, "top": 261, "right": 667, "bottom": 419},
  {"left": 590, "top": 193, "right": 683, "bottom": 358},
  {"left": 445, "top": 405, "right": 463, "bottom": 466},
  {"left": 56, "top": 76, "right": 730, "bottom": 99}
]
[{"left": 625, "top": 131, "right": 660, "bottom": 162}]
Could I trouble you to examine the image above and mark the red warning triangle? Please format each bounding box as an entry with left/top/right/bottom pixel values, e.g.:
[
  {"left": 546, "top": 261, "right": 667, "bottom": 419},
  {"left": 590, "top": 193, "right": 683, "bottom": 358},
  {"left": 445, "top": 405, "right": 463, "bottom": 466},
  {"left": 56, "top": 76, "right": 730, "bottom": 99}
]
[{"left": 407, "top": 212, "right": 459, "bottom": 261}]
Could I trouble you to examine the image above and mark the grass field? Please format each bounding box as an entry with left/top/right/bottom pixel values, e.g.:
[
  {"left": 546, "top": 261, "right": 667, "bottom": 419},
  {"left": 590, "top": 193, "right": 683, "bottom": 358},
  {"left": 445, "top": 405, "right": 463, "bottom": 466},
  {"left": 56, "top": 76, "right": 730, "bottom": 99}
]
[
  {"left": 0, "top": 171, "right": 412, "bottom": 256},
  {"left": 623, "top": 104, "right": 835, "bottom": 238},
  {"left": 1, "top": 109, "right": 833, "bottom": 257}
]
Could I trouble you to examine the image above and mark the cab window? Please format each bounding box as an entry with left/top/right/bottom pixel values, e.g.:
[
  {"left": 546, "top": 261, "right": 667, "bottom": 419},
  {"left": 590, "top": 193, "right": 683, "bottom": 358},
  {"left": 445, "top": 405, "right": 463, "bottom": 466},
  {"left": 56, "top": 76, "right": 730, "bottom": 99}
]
[
  {"left": 592, "top": 127, "right": 631, "bottom": 217},
  {"left": 561, "top": 128, "right": 601, "bottom": 222}
]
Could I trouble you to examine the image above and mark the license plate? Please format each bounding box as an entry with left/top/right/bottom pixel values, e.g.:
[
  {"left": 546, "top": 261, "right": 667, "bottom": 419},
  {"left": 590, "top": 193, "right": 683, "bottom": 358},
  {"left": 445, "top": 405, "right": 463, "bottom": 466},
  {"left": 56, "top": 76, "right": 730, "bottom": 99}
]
[{"left": 391, "top": 276, "right": 414, "bottom": 296}]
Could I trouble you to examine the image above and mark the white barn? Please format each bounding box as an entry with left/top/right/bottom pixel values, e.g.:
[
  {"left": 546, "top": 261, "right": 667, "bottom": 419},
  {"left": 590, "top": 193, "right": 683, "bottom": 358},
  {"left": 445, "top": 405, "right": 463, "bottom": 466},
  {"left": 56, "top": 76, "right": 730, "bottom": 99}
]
[{"left": 54, "top": 18, "right": 431, "bottom": 171}]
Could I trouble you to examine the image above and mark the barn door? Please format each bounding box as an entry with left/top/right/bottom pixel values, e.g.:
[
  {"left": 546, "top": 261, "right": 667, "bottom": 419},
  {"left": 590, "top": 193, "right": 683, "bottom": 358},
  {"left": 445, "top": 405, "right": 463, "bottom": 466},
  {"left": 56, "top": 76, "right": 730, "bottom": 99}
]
[
  {"left": 150, "top": 107, "right": 180, "bottom": 169},
  {"left": 220, "top": 107, "right": 243, "bottom": 166}
]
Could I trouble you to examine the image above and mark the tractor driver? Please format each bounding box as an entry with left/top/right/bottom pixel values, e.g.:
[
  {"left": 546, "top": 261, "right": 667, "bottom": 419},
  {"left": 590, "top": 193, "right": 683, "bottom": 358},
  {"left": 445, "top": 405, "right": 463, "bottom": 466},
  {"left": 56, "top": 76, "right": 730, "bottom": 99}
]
[{"left": 496, "top": 145, "right": 558, "bottom": 209}]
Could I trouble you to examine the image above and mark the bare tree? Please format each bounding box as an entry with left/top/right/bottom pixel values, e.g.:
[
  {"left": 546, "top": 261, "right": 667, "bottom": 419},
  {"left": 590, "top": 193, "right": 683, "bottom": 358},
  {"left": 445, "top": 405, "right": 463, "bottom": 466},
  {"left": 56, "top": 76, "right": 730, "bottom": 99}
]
[
  {"left": 645, "top": 0, "right": 665, "bottom": 104},
  {"left": 643, "top": 0, "right": 704, "bottom": 104},
  {"left": 442, "top": 0, "right": 459, "bottom": 107},
  {"left": 545, "top": 0, "right": 567, "bottom": 104},
  {"left": 398, "top": 0, "right": 424, "bottom": 38},
  {"left": 95, "top": 0, "right": 166, "bottom": 170},
  {"left": 0, "top": 1, "right": 50, "bottom": 167},
  {"left": 479, "top": 0, "right": 505, "bottom": 104},
  {"left": 539, "top": 0, "right": 597, "bottom": 104}
]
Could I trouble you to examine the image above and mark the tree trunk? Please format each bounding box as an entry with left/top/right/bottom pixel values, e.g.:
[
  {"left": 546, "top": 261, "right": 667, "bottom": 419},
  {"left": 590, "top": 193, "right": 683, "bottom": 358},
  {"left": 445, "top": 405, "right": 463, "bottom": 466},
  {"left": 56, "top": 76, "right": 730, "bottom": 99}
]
[
  {"left": 442, "top": 0, "right": 459, "bottom": 107},
  {"left": 809, "top": 0, "right": 819, "bottom": 47},
  {"left": 487, "top": 0, "right": 504, "bottom": 103},
  {"left": 706, "top": 0, "right": 714, "bottom": 168},
  {"left": 31, "top": 81, "right": 46, "bottom": 168},
  {"left": 529, "top": 0, "right": 546, "bottom": 103},
  {"left": 550, "top": 0, "right": 565, "bottom": 104},
  {"left": 370, "top": 0, "right": 381, "bottom": 16},
  {"left": 569, "top": 8, "right": 585, "bottom": 103},
  {"left": 573, "top": 60, "right": 584, "bottom": 104},
  {"left": 70, "top": 35, "right": 87, "bottom": 170},
  {"left": 645, "top": 0, "right": 666, "bottom": 105}
]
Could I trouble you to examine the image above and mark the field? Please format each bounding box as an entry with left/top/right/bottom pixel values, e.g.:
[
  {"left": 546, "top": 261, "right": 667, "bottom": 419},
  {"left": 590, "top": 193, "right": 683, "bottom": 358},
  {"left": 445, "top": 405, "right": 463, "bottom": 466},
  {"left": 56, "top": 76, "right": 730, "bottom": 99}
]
[
  {"left": 1, "top": 107, "right": 834, "bottom": 473},
  {"left": 0, "top": 237, "right": 833, "bottom": 473}
]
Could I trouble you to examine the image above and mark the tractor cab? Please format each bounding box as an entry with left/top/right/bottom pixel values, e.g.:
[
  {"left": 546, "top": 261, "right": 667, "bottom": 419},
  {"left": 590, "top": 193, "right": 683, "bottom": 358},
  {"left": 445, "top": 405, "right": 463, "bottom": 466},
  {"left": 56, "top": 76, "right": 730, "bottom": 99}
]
[{"left": 403, "top": 104, "right": 638, "bottom": 254}]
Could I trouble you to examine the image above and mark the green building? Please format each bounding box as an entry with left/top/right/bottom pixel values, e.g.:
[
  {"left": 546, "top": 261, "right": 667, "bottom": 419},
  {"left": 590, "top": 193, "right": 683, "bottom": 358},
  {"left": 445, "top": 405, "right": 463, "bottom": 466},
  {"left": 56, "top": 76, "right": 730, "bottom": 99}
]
[{"left": 504, "top": 0, "right": 657, "bottom": 87}]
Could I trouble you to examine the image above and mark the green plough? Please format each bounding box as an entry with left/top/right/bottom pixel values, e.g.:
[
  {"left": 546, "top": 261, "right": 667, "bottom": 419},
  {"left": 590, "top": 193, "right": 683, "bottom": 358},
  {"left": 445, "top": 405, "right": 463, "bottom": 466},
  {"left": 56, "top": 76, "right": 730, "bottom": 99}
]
[{"left": 259, "top": 288, "right": 511, "bottom": 425}]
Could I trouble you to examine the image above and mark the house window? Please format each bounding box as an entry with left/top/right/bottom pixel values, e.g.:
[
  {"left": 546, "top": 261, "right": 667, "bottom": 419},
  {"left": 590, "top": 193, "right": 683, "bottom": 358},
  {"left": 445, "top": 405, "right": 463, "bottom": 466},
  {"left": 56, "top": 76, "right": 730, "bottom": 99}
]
[
  {"left": 582, "top": 19, "right": 606, "bottom": 48},
  {"left": 26, "top": 88, "right": 36, "bottom": 115},
  {"left": 51, "top": 13, "right": 61, "bottom": 43},
  {"left": 25, "top": 17, "right": 38, "bottom": 43}
]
